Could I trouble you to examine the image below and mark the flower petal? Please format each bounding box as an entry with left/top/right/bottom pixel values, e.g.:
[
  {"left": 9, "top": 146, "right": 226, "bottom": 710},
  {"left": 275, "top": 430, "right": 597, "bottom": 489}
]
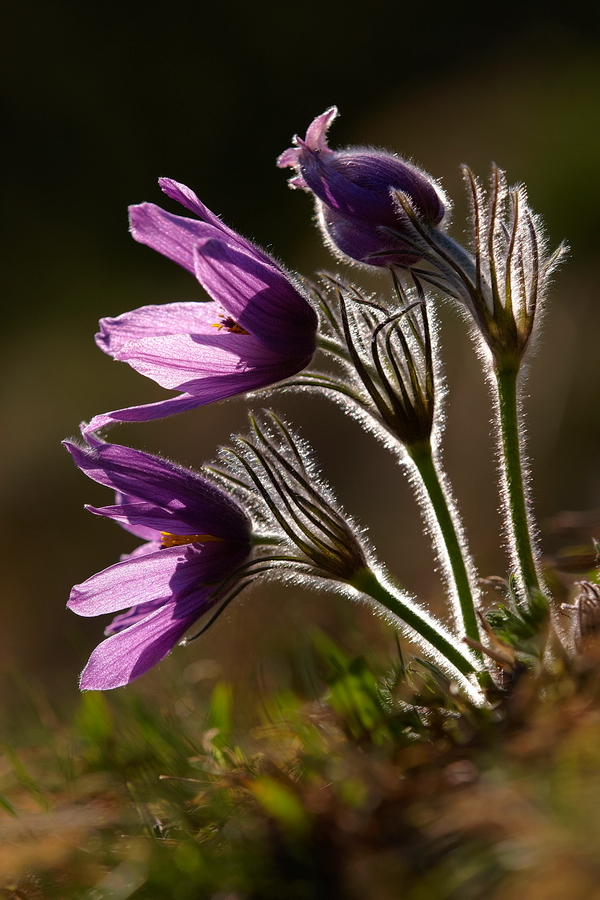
[
  {"left": 298, "top": 150, "right": 395, "bottom": 221},
  {"left": 304, "top": 106, "right": 338, "bottom": 152},
  {"left": 113, "top": 492, "right": 161, "bottom": 542},
  {"left": 158, "top": 177, "right": 277, "bottom": 267},
  {"left": 86, "top": 499, "right": 206, "bottom": 537},
  {"left": 193, "top": 240, "right": 317, "bottom": 356},
  {"left": 114, "top": 331, "right": 307, "bottom": 392},
  {"left": 69, "top": 539, "right": 241, "bottom": 619},
  {"left": 104, "top": 597, "right": 166, "bottom": 635},
  {"left": 318, "top": 205, "right": 422, "bottom": 267},
  {"left": 129, "top": 199, "right": 279, "bottom": 278},
  {"left": 276, "top": 107, "right": 338, "bottom": 181},
  {"left": 158, "top": 178, "right": 228, "bottom": 228},
  {"left": 120, "top": 541, "right": 162, "bottom": 562},
  {"left": 129, "top": 203, "right": 209, "bottom": 275},
  {"left": 79, "top": 598, "right": 201, "bottom": 689},
  {"left": 83, "top": 393, "right": 207, "bottom": 434},
  {"left": 68, "top": 545, "right": 187, "bottom": 617},
  {"left": 76, "top": 540, "right": 250, "bottom": 690},
  {"left": 64, "top": 441, "right": 251, "bottom": 540},
  {"left": 96, "top": 302, "right": 217, "bottom": 356}
]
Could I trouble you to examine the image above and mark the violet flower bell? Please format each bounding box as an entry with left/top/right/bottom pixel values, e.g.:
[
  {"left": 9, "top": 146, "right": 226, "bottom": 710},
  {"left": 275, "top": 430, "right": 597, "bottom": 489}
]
[
  {"left": 84, "top": 178, "right": 318, "bottom": 435},
  {"left": 277, "top": 107, "right": 447, "bottom": 269},
  {"left": 65, "top": 438, "right": 253, "bottom": 690}
]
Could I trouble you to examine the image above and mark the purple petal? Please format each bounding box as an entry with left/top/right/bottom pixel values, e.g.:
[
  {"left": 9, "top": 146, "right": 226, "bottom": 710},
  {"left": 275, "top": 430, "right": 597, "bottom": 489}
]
[
  {"left": 129, "top": 202, "right": 211, "bottom": 276},
  {"left": 84, "top": 330, "right": 311, "bottom": 434},
  {"left": 104, "top": 597, "right": 166, "bottom": 635},
  {"left": 114, "top": 331, "right": 308, "bottom": 392},
  {"left": 130, "top": 192, "right": 278, "bottom": 278},
  {"left": 113, "top": 492, "right": 161, "bottom": 542},
  {"left": 277, "top": 107, "right": 338, "bottom": 180},
  {"left": 193, "top": 240, "right": 317, "bottom": 357},
  {"left": 120, "top": 541, "right": 162, "bottom": 562},
  {"left": 158, "top": 178, "right": 277, "bottom": 267},
  {"left": 83, "top": 393, "right": 207, "bottom": 434},
  {"left": 83, "top": 348, "right": 309, "bottom": 431},
  {"left": 68, "top": 545, "right": 187, "bottom": 617},
  {"left": 64, "top": 441, "right": 251, "bottom": 540},
  {"left": 327, "top": 151, "right": 445, "bottom": 225},
  {"left": 96, "top": 302, "right": 216, "bottom": 356},
  {"left": 298, "top": 151, "right": 398, "bottom": 222},
  {"left": 276, "top": 147, "right": 303, "bottom": 174},
  {"left": 69, "top": 539, "right": 241, "bottom": 619},
  {"left": 76, "top": 541, "right": 250, "bottom": 689},
  {"left": 86, "top": 499, "right": 215, "bottom": 537},
  {"left": 304, "top": 106, "right": 338, "bottom": 153},
  {"left": 158, "top": 178, "right": 229, "bottom": 228},
  {"left": 318, "top": 205, "right": 422, "bottom": 267},
  {"left": 79, "top": 598, "right": 201, "bottom": 689}
]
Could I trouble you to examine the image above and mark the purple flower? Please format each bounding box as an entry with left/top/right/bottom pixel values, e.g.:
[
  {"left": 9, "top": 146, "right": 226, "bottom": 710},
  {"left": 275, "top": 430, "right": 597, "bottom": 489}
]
[
  {"left": 65, "top": 438, "right": 252, "bottom": 690},
  {"left": 277, "top": 107, "right": 447, "bottom": 268},
  {"left": 85, "top": 178, "right": 318, "bottom": 434}
]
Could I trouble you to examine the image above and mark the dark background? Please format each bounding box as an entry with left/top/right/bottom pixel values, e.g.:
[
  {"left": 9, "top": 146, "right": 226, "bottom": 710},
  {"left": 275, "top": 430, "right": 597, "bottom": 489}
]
[{"left": 2, "top": 0, "right": 600, "bottom": 704}]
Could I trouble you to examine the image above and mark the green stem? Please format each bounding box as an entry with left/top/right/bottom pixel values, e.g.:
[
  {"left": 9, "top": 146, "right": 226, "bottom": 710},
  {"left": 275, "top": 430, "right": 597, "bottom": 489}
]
[
  {"left": 351, "top": 568, "right": 479, "bottom": 678},
  {"left": 494, "top": 363, "right": 542, "bottom": 597},
  {"left": 408, "top": 442, "right": 481, "bottom": 646}
]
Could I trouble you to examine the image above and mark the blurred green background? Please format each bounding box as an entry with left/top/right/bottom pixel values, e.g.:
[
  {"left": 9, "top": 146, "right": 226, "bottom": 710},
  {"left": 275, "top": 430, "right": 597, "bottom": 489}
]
[{"left": 2, "top": 0, "right": 600, "bottom": 702}]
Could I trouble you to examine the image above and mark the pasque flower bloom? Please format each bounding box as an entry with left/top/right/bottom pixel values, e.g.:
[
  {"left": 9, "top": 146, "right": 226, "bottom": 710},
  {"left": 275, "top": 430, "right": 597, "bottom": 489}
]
[
  {"left": 277, "top": 107, "right": 447, "bottom": 268},
  {"left": 85, "top": 178, "right": 318, "bottom": 434},
  {"left": 65, "top": 438, "right": 252, "bottom": 689}
]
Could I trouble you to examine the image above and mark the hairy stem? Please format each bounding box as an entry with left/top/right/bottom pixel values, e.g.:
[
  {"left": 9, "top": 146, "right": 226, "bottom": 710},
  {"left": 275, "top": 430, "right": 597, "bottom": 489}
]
[
  {"left": 407, "top": 442, "right": 481, "bottom": 647},
  {"left": 494, "top": 363, "right": 542, "bottom": 597},
  {"left": 351, "top": 568, "right": 480, "bottom": 679}
]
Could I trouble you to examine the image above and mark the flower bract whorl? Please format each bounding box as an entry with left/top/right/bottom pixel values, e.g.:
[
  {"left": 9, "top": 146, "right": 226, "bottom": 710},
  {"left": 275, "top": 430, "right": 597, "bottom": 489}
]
[
  {"left": 460, "top": 165, "right": 566, "bottom": 366},
  {"left": 290, "top": 274, "right": 437, "bottom": 454},
  {"left": 65, "top": 438, "right": 253, "bottom": 689},
  {"left": 85, "top": 178, "right": 318, "bottom": 435},
  {"left": 217, "top": 412, "right": 369, "bottom": 585},
  {"left": 277, "top": 107, "right": 447, "bottom": 269},
  {"left": 398, "top": 165, "right": 566, "bottom": 368}
]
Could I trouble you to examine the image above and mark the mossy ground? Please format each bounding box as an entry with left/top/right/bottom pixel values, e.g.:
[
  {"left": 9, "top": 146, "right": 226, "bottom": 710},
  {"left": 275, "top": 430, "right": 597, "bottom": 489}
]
[{"left": 3, "top": 633, "right": 600, "bottom": 900}]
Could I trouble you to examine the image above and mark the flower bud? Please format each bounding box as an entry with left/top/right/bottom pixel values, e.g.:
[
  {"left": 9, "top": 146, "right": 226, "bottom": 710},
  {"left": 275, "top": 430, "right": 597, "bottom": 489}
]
[
  {"left": 221, "top": 412, "right": 369, "bottom": 584},
  {"left": 278, "top": 107, "right": 447, "bottom": 268}
]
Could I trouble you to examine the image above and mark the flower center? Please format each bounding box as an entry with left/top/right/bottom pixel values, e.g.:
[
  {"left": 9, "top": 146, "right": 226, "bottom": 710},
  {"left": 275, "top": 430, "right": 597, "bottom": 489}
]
[
  {"left": 160, "top": 532, "right": 223, "bottom": 548},
  {"left": 212, "top": 315, "right": 249, "bottom": 335}
]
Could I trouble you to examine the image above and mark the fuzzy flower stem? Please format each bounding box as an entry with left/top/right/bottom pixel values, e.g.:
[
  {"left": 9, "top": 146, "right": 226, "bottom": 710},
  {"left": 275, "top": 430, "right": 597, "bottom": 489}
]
[
  {"left": 408, "top": 441, "right": 481, "bottom": 648},
  {"left": 494, "top": 362, "right": 542, "bottom": 598},
  {"left": 350, "top": 568, "right": 479, "bottom": 678}
]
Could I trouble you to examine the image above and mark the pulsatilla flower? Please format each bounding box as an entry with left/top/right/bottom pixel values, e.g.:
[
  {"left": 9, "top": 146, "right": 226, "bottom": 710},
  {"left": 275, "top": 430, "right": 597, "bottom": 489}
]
[
  {"left": 65, "top": 438, "right": 252, "bottom": 690},
  {"left": 277, "top": 107, "right": 447, "bottom": 268},
  {"left": 85, "top": 178, "right": 318, "bottom": 434}
]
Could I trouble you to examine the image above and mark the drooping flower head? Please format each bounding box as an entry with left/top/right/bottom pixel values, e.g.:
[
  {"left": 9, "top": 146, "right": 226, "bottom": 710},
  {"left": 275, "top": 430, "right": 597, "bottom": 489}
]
[
  {"left": 84, "top": 179, "right": 318, "bottom": 435},
  {"left": 277, "top": 107, "right": 447, "bottom": 269},
  {"left": 65, "top": 437, "right": 253, "bottom": 689}
]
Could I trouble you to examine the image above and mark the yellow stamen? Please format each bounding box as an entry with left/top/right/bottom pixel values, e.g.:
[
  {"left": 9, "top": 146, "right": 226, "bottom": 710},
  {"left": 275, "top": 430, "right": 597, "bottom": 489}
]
[
  {"left": 211, "top": 315, "right": 249, "bottom": 335},
  {"left": 161, "top": 532, "right": 224, "bottom": 548}
]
